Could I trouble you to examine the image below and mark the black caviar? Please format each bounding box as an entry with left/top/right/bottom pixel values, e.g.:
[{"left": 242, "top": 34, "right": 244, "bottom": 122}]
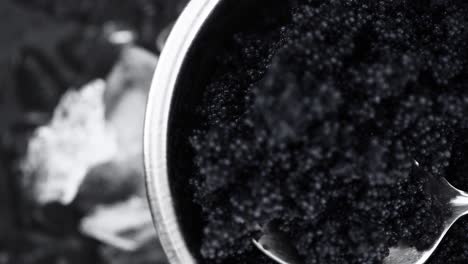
[{"left": 190, "top": 0, "right": 468, "bottom": 263}]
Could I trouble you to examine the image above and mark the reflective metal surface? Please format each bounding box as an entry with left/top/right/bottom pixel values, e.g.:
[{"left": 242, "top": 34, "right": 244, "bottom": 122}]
[
  {"left": 145, "top": 1, "right": 276, "bottom": 263},
  {"left": 144, "top": 1, "right": 222, "bottom": 264}
]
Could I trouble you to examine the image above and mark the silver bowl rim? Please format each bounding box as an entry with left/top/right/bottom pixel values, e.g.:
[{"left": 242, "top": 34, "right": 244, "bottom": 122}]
[{"left": 144, "top": 1, "right": 222, "bottom": 263}]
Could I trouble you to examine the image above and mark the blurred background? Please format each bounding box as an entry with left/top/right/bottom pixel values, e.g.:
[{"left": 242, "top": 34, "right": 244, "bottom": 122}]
[{"left": 0, "top": 0, "right": 187, "bottom": 263}]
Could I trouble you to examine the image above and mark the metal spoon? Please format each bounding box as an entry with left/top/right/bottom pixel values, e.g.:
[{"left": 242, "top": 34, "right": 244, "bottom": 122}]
[
  {"left": 253, "top": 161, "right": 468, "bottom": 264},
  {"left": 252, "top": 222, "right": 302, "bottom": 264}
]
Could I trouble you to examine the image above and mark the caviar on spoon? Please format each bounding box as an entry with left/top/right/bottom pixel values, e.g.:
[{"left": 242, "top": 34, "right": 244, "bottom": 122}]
[{"left": 253, "top": 161, "right": 468, "bottom": 264}]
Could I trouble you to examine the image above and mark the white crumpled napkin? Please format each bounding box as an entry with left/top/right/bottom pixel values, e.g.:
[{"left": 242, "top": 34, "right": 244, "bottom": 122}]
[{"left": 20, "top": 80, "right": 118, "bottom": 205}]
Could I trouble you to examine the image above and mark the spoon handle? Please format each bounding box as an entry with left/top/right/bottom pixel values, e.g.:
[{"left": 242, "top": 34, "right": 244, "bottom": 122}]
[
  {"left": 450, "top": 193, "right": 468, "bottom": 216},
  {"left": 442, "top": 178, "right": 468, "bottom": 216}
]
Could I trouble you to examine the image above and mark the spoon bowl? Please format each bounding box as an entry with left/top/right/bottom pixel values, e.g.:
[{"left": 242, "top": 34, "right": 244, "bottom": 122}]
[{"left": 253, "top": 162, "right": 468, "bottom": 264}]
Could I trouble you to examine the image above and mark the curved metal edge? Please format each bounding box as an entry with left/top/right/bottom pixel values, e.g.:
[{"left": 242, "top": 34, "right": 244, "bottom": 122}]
[
  {"left": 144, "top": 1, "right": 222, "bottom": 263},
  {"left": 252, "top": 239, "right": 290, "bottom": 264}
]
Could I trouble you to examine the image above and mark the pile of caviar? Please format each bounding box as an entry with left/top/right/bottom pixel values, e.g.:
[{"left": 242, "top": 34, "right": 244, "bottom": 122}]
[{"left": 190, "top": 0, "right": 468, "bottom": 263}]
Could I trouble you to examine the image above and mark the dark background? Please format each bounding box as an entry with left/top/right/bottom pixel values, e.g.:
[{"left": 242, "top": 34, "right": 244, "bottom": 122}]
[{"left": 0, "top": 0, "right": 186, "bottom": 263}]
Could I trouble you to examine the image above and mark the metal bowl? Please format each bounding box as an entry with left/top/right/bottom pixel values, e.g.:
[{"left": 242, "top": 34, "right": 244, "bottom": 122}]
[{"left": 144, "top": 1, "right": 282, "bottom": 263}]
